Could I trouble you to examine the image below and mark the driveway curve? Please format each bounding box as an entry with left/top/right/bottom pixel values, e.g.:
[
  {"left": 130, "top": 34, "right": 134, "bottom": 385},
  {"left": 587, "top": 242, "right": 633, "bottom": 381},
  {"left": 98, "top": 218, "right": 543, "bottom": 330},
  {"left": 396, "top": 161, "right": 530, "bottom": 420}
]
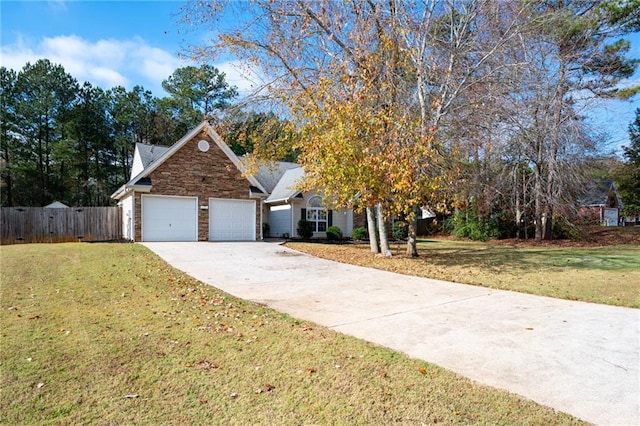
[{"left": 143, "top": 241, "right": 639, "bottom": 426}]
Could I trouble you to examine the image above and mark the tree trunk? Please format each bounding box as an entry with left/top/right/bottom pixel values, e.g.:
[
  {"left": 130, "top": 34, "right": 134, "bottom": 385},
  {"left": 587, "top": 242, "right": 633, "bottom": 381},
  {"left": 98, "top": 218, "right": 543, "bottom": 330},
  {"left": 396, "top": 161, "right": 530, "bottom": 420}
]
[
  {"left": 406, "top": 207, "right": 419, "bottom": 257},
  {"left": 2, "top": 140, "right": 13, "bottom": 206},
  {"left": 366, "top": 206, "right": 379, "bottom": 254},
  {"left": 542, "top": 207, "right": 553, "bottom": 240},
  {"left": 376, "top": 203, "right": 391, "bottom": 256},
  {"left": 534, "top": 176, "right": 543, "bottom": 241}
]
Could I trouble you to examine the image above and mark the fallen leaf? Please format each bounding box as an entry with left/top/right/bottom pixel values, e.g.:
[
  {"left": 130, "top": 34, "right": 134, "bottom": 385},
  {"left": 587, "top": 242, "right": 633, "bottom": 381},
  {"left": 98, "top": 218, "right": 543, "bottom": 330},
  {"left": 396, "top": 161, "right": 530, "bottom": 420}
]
[
  {"left": 263, "top": 384, "right": 275, "bottom": 392},
  {"left": 230, "top": 392, "right": 238, "bottom": 399},
  {"left": 36, "top": 382, "right": 44, "bottom": 389},
  {"left": 418, "top": 367, "right": 427, "bottom": 375},
  {"left": 196, "top": 360, "right": 219, "bottom": 370},
  {"left": 306, "top": 367, "right": 316, "bottom": 376}
]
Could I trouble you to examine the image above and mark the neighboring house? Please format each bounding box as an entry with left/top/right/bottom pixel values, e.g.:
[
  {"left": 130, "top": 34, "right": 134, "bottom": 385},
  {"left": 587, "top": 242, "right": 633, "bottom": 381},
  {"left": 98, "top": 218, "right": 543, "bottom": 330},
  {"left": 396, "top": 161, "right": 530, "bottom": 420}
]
[
  {"left": 579, "top": 181, "right": 623, "bottom": 227},
  {"left": 44, "top": 201, "right": 69, "bottom": 209},
  {"left": 111, "top": 121, "right": 357, "bottom": 242}
]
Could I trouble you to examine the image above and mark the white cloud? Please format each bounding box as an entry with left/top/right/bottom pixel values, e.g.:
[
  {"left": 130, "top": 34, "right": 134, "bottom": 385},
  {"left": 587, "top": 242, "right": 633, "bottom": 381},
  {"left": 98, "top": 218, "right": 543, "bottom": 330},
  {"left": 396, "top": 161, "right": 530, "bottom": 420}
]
[
  {"left": 90, "top": 67, "right": 128, "bottom": 88},
  {"left": 215, "top": 60, "right": 267, "bottom": 96},
  {"left": 132, "top": 43, "right": 183, "bottom": 86},
  {"left": 0, "top": 34, "right": 185, "bottom": 94},
  {"left": 0, "top": 34, "right": 265, "bottom": 101}
]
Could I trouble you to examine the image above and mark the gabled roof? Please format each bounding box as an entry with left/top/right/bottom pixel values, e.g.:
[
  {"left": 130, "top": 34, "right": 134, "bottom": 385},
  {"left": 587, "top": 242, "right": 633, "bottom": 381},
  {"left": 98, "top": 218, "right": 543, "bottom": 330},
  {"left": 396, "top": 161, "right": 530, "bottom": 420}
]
[
  {"left": 580, "top": 180, "right": 623, "bottom": 208},
  {"left": 111, "top": 121, "right": 268, "bottom": 200},
  {"left": 265, "top": 166, "right": 305, "bottom": 204},
  {"left": 253, "top": 161, "right": 301, "bottom": 193},
  {"left": 44, "top": 201, "right": 69, "bottom": 208},
  {"left": 137, "top": 143, "right": 170, "bottom": 169}
]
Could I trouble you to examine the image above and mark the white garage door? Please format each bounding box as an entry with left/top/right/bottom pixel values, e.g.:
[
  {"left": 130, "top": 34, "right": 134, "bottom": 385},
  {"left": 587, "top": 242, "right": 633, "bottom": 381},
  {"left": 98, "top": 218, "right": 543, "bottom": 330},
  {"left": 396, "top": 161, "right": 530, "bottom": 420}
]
[
  {"left": 209, "top": 198, "right": 256, "bottom": 241},
  {"left": 142, "top": 195, "right": 198, "bottom": 242}
]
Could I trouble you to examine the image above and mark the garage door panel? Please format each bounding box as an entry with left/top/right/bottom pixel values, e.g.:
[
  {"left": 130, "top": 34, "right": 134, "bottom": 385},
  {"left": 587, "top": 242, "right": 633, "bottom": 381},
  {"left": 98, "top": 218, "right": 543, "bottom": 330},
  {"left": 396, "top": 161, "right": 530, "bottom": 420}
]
[
  {"left": 142, "top": 195, "right": 197, "bottom": 242},
  {"left": 209, "top": 199, "right": 256, "bottom": 241}
]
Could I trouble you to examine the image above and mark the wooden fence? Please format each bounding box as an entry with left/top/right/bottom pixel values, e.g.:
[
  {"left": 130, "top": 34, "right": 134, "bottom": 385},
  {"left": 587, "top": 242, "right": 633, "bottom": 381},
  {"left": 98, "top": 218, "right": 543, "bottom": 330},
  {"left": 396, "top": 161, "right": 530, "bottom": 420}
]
[{"left": 1, "top": 207, "right": 122, "bottom": 245}]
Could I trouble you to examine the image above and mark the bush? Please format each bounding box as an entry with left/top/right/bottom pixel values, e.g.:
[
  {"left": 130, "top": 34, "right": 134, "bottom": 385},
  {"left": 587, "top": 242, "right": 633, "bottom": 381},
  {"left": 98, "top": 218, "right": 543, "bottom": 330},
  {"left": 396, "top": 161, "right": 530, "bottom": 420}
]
[
  {"left": 446, "top": 209, "right": 499, "bottom": 241},
  {"left": 326, "top": 225, "right": 343, "bottom": 240},
  {"left": 351, "top": 226, "right": 368, "bottom": 240},
  {"left": 392, "top": 221, "right": 408, "bottom": 240},
  {"left": 552, "top": 216, "right": 585, "bottom": 241},
  {"left": 297, "top": 219, "right": 314, "bottom": 239}
]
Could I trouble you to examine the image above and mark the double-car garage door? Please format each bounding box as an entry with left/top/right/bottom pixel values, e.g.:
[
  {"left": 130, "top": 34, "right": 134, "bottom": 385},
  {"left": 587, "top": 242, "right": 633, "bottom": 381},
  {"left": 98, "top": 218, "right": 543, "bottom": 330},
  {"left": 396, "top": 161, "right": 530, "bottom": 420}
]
[{"left": 141, "top": 195, "right": 255, "bottom": 242}]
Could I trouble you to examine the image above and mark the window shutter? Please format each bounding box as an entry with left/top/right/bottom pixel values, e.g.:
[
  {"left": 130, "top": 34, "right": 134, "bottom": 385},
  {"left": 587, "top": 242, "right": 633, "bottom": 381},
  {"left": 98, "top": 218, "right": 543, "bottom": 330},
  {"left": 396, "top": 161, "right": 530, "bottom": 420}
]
[
  {"left": 301, "top": 208, "right": 306, "bottom": 220},
  {"left": 328, "top": 210, "right": 333, "bottom": 226}
]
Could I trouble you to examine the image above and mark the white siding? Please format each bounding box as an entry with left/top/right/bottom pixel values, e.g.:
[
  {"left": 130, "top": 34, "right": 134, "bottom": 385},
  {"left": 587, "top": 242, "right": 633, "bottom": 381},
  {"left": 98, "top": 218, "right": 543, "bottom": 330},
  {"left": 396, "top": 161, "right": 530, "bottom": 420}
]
[
  {"left": 270, "top": 193, "right": 355, "bottom": 238},
  {"left": 331, "top": 208, "right": 354, "bottom": 237},
  {"left": 120, "top": 194, "right": 134, "bottom": 241},
  {"left": 291, "top": 200, "right": 304, "bottom": 237},
  {"left": 269, "top": 205, "right": 292, "bottom": 237},
  {"left": 130, "top": 149, "right": 145, "bottom": 178}
]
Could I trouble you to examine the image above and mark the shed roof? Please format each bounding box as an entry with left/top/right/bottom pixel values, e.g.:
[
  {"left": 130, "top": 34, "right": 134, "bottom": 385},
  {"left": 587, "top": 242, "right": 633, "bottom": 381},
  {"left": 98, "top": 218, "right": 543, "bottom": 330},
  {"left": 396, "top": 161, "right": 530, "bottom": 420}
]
[{"left": 44, "top": 201, "right": 69, "bottom": 208}]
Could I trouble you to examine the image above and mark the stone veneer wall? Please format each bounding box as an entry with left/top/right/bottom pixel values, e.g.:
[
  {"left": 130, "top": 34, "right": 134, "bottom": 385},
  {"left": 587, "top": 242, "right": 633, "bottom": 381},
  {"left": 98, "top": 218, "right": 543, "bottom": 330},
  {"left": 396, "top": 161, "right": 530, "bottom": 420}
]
[{"left": 133, "top": 130, "right": 260, "bottom": 241}]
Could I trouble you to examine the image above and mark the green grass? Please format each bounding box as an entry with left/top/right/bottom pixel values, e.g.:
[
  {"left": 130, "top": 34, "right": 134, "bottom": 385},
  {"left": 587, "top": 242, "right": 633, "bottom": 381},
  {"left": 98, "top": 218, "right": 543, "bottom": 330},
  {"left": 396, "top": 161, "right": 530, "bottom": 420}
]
[
  {"left": 0, "top": 243, "right": 583, "bottom": 425},
  {"left": 288, "top": 239, "right": 640, "bottom": 308}
]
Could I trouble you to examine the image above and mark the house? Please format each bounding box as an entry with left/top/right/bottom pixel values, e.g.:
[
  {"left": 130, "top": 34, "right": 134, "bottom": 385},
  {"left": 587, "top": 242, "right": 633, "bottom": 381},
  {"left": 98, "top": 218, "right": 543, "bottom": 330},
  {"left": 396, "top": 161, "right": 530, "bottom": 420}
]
[
  {"left": 263, "top": 166, "right": 356, "bottom": 238},
  {"left": 111, "top": 121, "right": 357, "bottom": 242},
  {"left": 578, "top": 181, "right": 623, "bottom": 227},
  {"left": 44, "top": 201, "right": 69, "bottom": 209}
]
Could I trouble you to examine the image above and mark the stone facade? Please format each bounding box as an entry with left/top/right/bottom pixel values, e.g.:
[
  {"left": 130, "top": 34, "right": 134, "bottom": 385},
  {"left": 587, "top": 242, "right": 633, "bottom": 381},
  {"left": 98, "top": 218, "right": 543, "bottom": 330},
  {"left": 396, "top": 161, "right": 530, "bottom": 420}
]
[{"left": 133, "top": 130, "right": 261, "bottom": 241}]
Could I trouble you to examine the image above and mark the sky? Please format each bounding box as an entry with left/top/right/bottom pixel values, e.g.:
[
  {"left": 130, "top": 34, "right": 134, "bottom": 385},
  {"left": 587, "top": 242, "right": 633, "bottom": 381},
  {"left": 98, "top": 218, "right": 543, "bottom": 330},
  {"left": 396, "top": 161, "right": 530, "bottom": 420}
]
[
  {"left": 1, "top": 0, "right": 639, "bottom": 154},
  {"left": 0, "top": 0, "right": 257, "bottom": 95}
]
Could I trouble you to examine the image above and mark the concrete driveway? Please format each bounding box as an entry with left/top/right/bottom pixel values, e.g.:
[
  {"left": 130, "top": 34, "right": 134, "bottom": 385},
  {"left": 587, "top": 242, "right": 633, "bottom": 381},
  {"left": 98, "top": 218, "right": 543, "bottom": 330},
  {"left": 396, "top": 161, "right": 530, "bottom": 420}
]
[{"left": 143, "top": 241, "right": 639, "bottom": 426}]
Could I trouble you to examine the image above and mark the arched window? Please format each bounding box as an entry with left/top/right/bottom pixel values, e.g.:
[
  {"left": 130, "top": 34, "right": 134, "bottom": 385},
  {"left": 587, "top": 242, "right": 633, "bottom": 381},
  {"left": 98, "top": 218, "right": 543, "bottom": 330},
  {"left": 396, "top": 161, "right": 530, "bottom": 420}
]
[{"left": 306, "top": 196, "right": 328, "bottom": 232}]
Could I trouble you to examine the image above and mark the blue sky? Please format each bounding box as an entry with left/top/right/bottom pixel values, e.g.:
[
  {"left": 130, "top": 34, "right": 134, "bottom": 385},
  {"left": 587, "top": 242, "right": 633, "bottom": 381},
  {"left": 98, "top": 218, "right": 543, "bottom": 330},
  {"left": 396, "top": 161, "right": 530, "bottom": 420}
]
[
  {"left": 1, "top": 0, "right": 639, "bottom": 153},
  {"left": 0, "top": 0, "right": 256, "bottom": 95}
]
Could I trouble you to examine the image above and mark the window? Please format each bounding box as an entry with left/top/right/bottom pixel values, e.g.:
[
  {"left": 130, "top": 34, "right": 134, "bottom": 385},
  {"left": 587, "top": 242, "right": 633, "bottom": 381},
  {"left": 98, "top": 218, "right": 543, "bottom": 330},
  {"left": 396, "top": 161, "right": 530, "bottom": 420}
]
[{"left": 306, "top": 196, "right": 328, "bottom": 232}]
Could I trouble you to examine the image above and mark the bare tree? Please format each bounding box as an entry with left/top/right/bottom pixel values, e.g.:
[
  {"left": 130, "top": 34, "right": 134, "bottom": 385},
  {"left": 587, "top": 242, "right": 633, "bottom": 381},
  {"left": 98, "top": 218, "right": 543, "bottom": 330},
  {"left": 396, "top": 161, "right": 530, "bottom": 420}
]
[{"left": 182, "top": 0, "right": 529, "bottom": 255}]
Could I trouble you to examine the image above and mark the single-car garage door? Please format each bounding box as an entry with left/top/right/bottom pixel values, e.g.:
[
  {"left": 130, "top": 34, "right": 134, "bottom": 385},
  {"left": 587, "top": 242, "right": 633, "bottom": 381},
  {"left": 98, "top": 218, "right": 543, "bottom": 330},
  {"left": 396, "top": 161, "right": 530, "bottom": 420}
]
[
  {"left": 142, "top": 195, "right": 198, "bottom": 241},
  {"left": 209, "top": 198, "right": 256, "bottom": 241}
]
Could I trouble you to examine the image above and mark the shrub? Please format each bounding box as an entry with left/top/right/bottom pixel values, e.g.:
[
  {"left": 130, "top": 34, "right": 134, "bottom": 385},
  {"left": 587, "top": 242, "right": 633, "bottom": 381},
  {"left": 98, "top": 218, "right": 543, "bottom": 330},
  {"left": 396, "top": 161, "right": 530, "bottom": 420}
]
[
  {"left": 552, "top": 216, "right": 585, "bottom": 241},
  {"left": 447, "top": 209, "right": 499, "bottom": 241},
  {"left": 392, "top": 221, "right": 408, "bottom": 240},
  {"left": 351, "top": 226, "right": 368, "bottom": 240},
  {"left": 297, "top": 219, "right": 313, "bottom": 239},
  {"left": 326, "top": 225, "right": 343, "bottom": 240}
]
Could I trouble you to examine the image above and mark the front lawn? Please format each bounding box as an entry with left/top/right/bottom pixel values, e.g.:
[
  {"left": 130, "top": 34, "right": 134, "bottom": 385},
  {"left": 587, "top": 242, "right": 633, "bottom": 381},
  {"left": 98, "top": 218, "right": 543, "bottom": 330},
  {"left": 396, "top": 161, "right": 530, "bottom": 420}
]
[
  {"left": 287, "top": 237, "right": 640, "bottom": 308},
  {"left": 0, "top": 243, "right": 582, "bottom": 425}
]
